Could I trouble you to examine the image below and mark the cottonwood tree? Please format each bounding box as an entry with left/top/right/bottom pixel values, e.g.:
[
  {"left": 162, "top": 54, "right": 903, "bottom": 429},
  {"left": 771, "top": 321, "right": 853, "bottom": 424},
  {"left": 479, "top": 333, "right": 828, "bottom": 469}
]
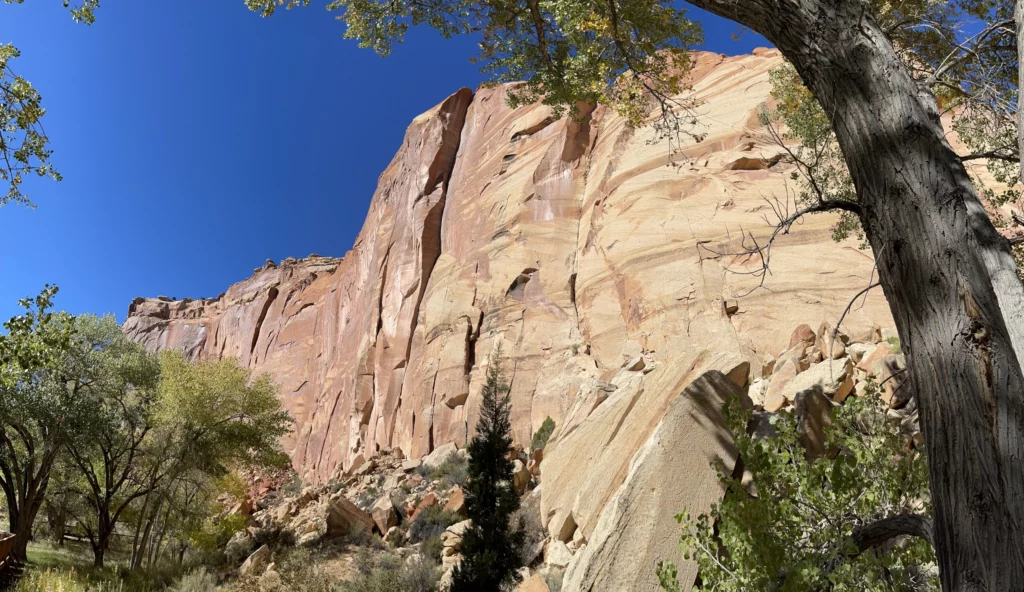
[
  {"left": 126, "top": 352, "right": 291, "bottom": 569},
  {"left": 0, "top": 287, "right": 97, "bottom": 562},
  {"left": 59, "top": 315, "right": 162, "bottom": 568},
  {"left": 0, "top": 1, "right": 99, "bottom": 207},
  {"left": 246, "top": 0, "right": 1024, "bottom": 588}
]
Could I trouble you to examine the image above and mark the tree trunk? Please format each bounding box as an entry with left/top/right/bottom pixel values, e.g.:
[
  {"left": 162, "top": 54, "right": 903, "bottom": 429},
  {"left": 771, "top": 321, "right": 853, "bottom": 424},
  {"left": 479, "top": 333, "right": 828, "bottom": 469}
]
[
  {"left": 1016, "top": 0, "right": 1024, "bottom": 186},
  {"left": 9, "top": 509, "right": 32, "bottom": 564},
  {"left": 688, "top": 1, "right": 1024, "bottom": 590},
  {"left": 92, "top": 509, "right": 111, "bottom": 569}
]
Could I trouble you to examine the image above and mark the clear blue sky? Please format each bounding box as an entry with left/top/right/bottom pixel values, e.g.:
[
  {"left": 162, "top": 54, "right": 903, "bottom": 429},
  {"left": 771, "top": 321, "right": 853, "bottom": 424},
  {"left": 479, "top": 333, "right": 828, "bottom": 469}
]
[{"left": 0, "top": 2, "right": 767, "bottom": 323}]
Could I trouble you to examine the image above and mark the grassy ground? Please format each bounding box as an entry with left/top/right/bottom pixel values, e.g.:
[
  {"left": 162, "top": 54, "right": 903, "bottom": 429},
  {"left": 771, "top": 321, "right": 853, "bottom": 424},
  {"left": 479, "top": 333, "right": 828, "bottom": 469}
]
[
  {"left": 16, "top": 541, "right": 182, "bottom": 592},
  {"left": 26, "top": 540, "right": 98, "bottom": 571}
]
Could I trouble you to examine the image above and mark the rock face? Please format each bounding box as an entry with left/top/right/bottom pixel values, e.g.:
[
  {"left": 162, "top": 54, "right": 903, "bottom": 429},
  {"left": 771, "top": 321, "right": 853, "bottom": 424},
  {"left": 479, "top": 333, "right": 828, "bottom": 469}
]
[
  {"left": 124, "top": 50, "right": 894, "bottom": 591},
  {"left": 559, "top": 370, "right": 745, "bottom": 592}
]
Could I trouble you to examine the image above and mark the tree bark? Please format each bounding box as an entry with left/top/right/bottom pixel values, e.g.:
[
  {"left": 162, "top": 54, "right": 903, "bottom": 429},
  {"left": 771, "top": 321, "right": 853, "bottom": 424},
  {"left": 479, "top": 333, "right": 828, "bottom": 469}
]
[
  {"left": 1016, "top": 0, "right": 1024, "bottom": 186},
  {"left": 687, "top": 1, "right": 1024, "bottom": 590}
]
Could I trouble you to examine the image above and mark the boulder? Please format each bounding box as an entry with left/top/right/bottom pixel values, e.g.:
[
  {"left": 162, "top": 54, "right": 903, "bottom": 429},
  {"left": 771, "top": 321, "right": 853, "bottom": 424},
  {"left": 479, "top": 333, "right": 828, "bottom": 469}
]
[
  {"left": 371, "top": 495, "right": 399, "bottom": 533},
  {"left": 789, "top": 324, "right": 816, "bottom": 349},
  {"left": 441, "top": 519, "right": 471, "bottom": 551},
  {"left": 411, "top": 492, "right": 438, "bottom": 521},
  {"left": 784, "top": 357, "right": 854, "bottom": 403},
  {"left": 239, "top": 544, "right": 271, "bottom": 577},
  {"left": 764, "top": 356, "right": 800, "bottom": 411},
  {"left": 558, "top": 370, "right": 744, "bottom": 592},
  {"left": 326, "top": 496, "right": 374, "bottom": 537},
  {"left": 794, "top": 388, "right": 834, "bottom": 460},
  {"left": 423, "top": 443, "right": 459, "bottom": 469},
  {"left": 518, "top": 574, "right": 551, "bottom": 592},
  {"left": 546, "top": 541, "right": 573, "bottom": 569},
  {"left": 401, "top": 459, "right": 422, "bottom": 473},
  {"left": 444, "top": 487, "right": 466, "bottom": 516},
  {"left": 513, "top": 459, "right": 531, "bottom": 494}
]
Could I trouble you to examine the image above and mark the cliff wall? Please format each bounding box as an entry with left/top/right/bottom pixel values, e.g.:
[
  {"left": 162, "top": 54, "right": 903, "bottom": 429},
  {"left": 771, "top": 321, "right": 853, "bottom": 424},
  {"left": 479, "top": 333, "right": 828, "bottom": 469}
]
[{"left": 124, "top": 49, "right": 895, "bottom": 590}]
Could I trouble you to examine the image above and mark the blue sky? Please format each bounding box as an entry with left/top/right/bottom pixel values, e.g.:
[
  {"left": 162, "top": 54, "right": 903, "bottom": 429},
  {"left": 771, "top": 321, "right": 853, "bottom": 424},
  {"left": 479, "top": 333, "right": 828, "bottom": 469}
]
[{"left": 0, "top": 2, "right": 766, "bottom": 323}]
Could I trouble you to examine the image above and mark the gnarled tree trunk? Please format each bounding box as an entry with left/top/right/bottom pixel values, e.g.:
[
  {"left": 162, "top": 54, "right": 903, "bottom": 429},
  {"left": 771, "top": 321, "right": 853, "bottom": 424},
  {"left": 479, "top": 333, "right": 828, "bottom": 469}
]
[{"left": 690, "top": 0, "right": 1024, "bottom": 590}]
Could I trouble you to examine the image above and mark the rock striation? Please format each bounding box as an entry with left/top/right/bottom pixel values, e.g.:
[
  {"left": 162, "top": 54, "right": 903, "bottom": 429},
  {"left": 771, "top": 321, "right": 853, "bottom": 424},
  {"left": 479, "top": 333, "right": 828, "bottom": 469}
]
[{"left": 124, "top": 49, "right": 895, "bottom": 591}]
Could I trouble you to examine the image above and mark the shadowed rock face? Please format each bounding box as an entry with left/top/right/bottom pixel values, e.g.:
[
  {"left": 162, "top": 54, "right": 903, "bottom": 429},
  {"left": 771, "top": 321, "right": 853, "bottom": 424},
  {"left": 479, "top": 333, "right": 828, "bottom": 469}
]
[{"left": 124, "top": 52, "right": 892, "bottom": 583}]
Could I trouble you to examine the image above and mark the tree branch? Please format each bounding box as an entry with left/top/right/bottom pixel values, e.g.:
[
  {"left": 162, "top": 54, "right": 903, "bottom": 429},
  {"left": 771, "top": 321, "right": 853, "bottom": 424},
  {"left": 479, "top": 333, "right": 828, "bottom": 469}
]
[{"left": 850, "top": 513, "right": 933, "bottom": 555}]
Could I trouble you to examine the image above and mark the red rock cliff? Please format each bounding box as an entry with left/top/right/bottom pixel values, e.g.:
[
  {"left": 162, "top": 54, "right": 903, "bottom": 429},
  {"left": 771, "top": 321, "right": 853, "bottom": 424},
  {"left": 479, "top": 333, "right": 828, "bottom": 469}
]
[{"left": 125, "top": 49, "right": 894, "bottom": 590}]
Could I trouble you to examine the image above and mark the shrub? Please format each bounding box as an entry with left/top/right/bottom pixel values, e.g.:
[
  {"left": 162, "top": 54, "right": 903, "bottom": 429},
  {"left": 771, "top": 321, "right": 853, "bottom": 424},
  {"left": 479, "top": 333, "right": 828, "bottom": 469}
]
[
  {"left": 252, "top": 524, "right": 296, "bottom": 551},
  {"left": 531, "top": 417, "right": 556, "bottom": 452},
  {"left": 514, "top": 501, "right": 547, "bottom": 567},
  {"left": 417, "top": 452, "right": 468, "bottom": 490},
  {"left": 171, "top": 568, "right": 217, "bottom": 592},
  {"left": 658, "top": 384, "right": 934, "bottom": 591},
  {"left": 419, "top": 535, "right": 444, "bottom": 565},
  {"left": 408, "top": 504, "right": 462, "bottom": 543},
  {"left": 357, "top": 486, "right": 381, "bottom": 511},
  {"left": 341, "top": 553, "right": 440, "bottom": 592}
]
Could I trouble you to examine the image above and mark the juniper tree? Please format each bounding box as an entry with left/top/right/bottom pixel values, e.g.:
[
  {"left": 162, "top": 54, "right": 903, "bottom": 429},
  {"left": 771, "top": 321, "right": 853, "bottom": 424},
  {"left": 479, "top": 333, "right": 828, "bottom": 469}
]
[{"left": 450, "top": 353, "right": 525, "bottom": 592}]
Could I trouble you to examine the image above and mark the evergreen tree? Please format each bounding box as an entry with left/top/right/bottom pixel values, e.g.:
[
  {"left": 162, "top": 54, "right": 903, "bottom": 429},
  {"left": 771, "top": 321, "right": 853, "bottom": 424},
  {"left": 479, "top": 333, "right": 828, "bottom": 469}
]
[{"left": 450, "top": 352, "right": 525, "bottom": 592}]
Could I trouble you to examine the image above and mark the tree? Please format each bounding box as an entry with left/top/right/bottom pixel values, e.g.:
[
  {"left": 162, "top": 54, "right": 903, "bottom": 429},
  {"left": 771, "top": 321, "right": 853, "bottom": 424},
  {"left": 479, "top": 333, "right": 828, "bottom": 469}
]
[
  {"left": 51, "top": 344, "right": 290, "bottom": 569},
  {"left": 0, "top": 287, "right": 92, "bottom": 562},
  {"left": 449, "top": 353, "right": 524, "bottom": 592},
  {"left": 125, "top": 352, "right": 292, "bottom": 569},
  {"left": 247, "top": 1, "right": 1024, "bottom": 588},
  {"left": 1, "top": 1, "right": 99, "bottom": 207},
  {"left": 59, "top": 315, "right": 161, "bottom": 568},
  {"left": 658, "top": 385, "right": 935, "bottom": 592}
]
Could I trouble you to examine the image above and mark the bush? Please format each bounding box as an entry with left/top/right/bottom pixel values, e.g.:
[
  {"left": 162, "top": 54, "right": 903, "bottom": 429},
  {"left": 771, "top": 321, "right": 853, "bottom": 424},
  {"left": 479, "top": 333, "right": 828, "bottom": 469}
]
[
  {"left": 357, "top": 486, "right": 381, "bottom": 511},
  {"left": 658, "top": 385, "right": 934, "bottom": 591},
  {"left": 514, "top": 501, "right": 547, "bottom": 567},
  {"left": 417, "top": 452, "right": 468, "bottom": 490},
  {"left": 531, "top": 417, "right": 556, "bottom": 452},
  {"left": 232, "top": 547, "right": 335, "bottom": 592},
  {"left": 419, "top": 535, "right": 444, "bottom": 565},
  {"left": 408, "top": 504, "right": 462, "bottom": 543},
  {"left": 252, "top": 524, "right": 296, "bottom": 550},
  {"left": 171, "top": 567, "right": 217, "bottom": 592},
  {"left": 341, "top": 553, "right": 440, "bottom": 592}
]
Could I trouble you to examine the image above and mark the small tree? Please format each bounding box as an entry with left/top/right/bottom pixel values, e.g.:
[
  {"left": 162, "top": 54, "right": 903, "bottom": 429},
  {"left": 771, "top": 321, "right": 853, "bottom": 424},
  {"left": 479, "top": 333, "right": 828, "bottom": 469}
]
[
  {"left": 658, "top": 383, "right": 934, "bottom": 592},
  {"left": 530, "top": 417, "right": 555, "bottom": 453},
  {"left": 450, "top": 353, "right": 525, "bottom": 592}
]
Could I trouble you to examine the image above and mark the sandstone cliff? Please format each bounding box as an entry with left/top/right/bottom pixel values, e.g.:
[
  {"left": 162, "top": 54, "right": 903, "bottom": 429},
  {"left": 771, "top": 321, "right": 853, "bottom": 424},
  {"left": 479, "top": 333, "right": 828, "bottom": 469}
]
[{"left": 124, "top": 49, "right": 894, "bottom": 591}]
